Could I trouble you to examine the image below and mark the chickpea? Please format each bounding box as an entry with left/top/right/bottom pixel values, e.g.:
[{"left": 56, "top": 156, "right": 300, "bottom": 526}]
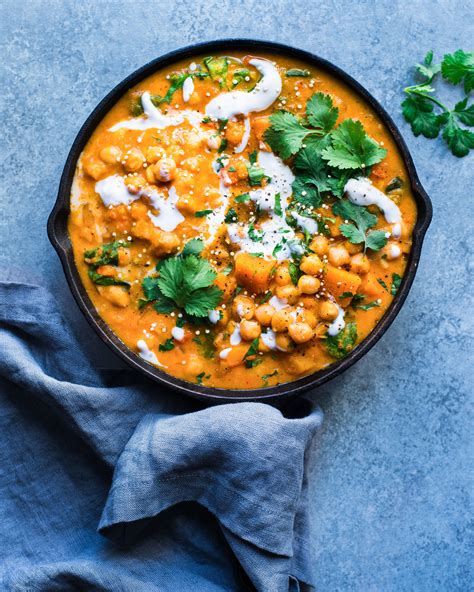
[
  {"left": 145, "top": 146, "right": 164, "bottom": 164},
  {"left": 350, "top": 253, "right": 371, "bottom": 274},
  {"left": 298, "top": 275, "right": 321, "bottom": 295},
  {"left": 319, "top": 300, "right": 339, "bottom": 321},
  {"left": 275, "top": 333, "right": 294, "bottom": 352},
  {"left": 97, "top": 286, "right": 130, "bottom": 308},
  {"left": 299, "top": 296, "right": 318, "bottom": 310},
  {"left": 274, "top": 264, "right": 292, "bottom": 286},
  {"left": 152, "top": 157, "right": 177, "bottom": 183},
  {"left": 124, "top": 148, "right": 145, "bottom": 172},
  {"left": 300, "top": 254, "right": 324, "bottom": 276},
  {"left": 310, "top": 235, "right": 329, "bottom": 256},
  {"left": 100, "top": 145, "right": 122, "bottom": 164},
  {"left": 275, "top": 285, "right": 300, "bottom": 304},
  {"left": 232, "top": 295, "right": 255, "bottom": 320},
  {"left": 296, "top": 309, "right": 318, "bottom": 328},
  {"left": 240, "top": 320, "right": 262, "bottom": 341},
  {"left": 328, "top": 245, "right": 350, "bottom": 267},
  {"left": 271, "top": 309, "right": 293, "bottom": 332},
  {"left": 124, "top": 174, "right": 146, "bottom": 194},
  {"left": 255, "top": 303, "right": 275, "bottom": 326},
  {"left": 83, "top": 158, "right": 107, "bottom": 180},
  {"left": 184, "top": 354, "right": 204, "bottom": 377},
  {"left": 288, "top": 322, "right": 314, "bottom": 344}
]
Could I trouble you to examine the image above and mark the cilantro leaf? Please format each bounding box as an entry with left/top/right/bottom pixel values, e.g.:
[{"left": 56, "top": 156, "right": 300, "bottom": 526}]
[
  {"left": 453, "top": 98, "right": 474, "bottom": 126},
  {"left": 264, "top": 111, "right": 311, "bottom": 159},
  {"left": 306, "top": 92, "right": 339, "bottom": 133},
  {"left": 195, "top": 209, "right": 213, "bottom": 218},
  {"left": 324, "top": 322, "right": 357, "bottom": 359},
  {"left": 246, "top": 156, "right": 266, "bottom": 186},
  {"left": 415, "top": 50, "right": 441, "bottom": 82},
  {"left": 235, "top": 193, "right": 250, "bottom": 203},
  {"left": 182, "top": 238, "right": 204, "bottom": 257},
  {"left": 322, "top": 119, "right": 387, "bottom": 170},
  {"left": 442, "top": 113, "right": 474, "bottom": 157},
  {"left": 87, "top": 269, "right": 130, "bottom": 288},
  {"left": 274, "top": 193, "right": 283, "bottom": 217},
  {"left": 183, "top": 286, "right": 222, "bottom": 317},
  {"left": 333, "top": 200, "right": 387, "bottom": 252},
  {"left": 441, "top": 50, "right": 474, "bottom": 93},
  {"left": 401, "top": 93, "right": 441, "bottom": 138},
  {"left": 286, "top": 69, "right": 311, "bottom": 77},
  {"left": 291, "top": 143, "right": 330, "bottom": 208},
  {"left": 159, "top": 338, "right": 175, "bottom": 352},
  {"left": 288, "top": 261, "right": 302, "bottom": 285},
  {"left": 84, "top": 240, "right": 124, "bottom": 267},
  {"left": 225, "top": 207, "right": 238, "bottom": 223}
]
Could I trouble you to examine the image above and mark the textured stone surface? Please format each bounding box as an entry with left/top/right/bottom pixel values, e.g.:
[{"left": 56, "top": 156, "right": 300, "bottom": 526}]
[{"left": 1, "top": 1, "right": 472, "bottom": 589}]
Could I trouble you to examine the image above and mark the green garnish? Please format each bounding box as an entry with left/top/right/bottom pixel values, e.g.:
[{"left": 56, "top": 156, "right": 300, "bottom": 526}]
[
  {"left": 391, "top": 273, "right": 402, "bottom": 295},
  {"left": 274, "top": 192, "right": 283, "bottom": 217},
  {"left": 285, "top": 69, "right": 311, "bottom": 77},
  {"left": 377, "top": 279, "right": 389, "bottom": 291},
  {"left": 332, "top": 200, "right": 388, "bottom": 252},
  {"left": 193, "top": 332, "right": 216, "bottom": 359},
  {"left": 231, "top": 68, "right": 251, "bottom": 87},
  {"left": 288, "top": 261, "right": 302, "bottom": 286},
  {"left": 402, "top": 50, "right": 474, "bottom": 157},
  {"left": 247, "top": 151, "right": 267, "bottom": 186},
  {"left": 140, "top": 239, "right": 222, "bottom": 317},
  {"left": 248, "top": 222, "right": 264, "bottom": 242},
  {"left": 235, "top": 193, "right": 250, "bottom": 203},
  {"left": 324, "top": 322, "right": 357, "bottom": 359},
  {"left": 196, "top": 372, "right": 210, "bottom": 385},
  {"left": 203, "top": 56, "right": 228, "bottom": 88},
  {"left": 351, "top": 295, "right": 380, "bottom": 311},
  {"left": 195, "top": 209, "right": 213, "bottom": 218},
  {"left": 225, "top": 207, "right": 238, "bottom": 224},
  {"left": 385, "top": 177, "right": 404, "bottom": 193},
  {"left": 244, "top": 338, "right": 261, "bottom": 368},
  {"left": 262, "top": 370, "right": 278, "bottom": 386},
  {"left": 159, "top": 338, "right": 175, "bottom": 352},
  {"left": 84, "top": 241, "right": 130, "bottom": 288}
]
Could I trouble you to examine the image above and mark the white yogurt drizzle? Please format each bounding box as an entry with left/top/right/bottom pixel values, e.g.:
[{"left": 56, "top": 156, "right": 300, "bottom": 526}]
[
  {"left": 109, "top": 92, "right": 203, "bottom": 132},
  {"left": 230, "top": 326, "right": 242, "bottom": 346},
  {"left": 137, "top": 339, "right": 166, "bottom": 367},
  {"left": 268, "top": 295, "right": 289, "bottom": 311},
  {"left": 205, "top": 157, "right": 231, "bottom": 244},
  {"left": 227, "top": 151, "right": 305, "bottom": 260},
  {"left": 147, "top": 186, "right": 185, "bottom": 232},
  {"left": 234, "top": 116, "right": 251, "bottom": 153},
  {"left": 95, "top": 175, "right": 140, "bottom": 207},
  {"left": 344, "top": 177, "right": 402, "bottom": 237},
  {"left": 291, "top": 211, "right": 319, "bottom": 235},
  {"left": 260, "top": 328, "right": 286, "bottom": 352},
  {"left": 208, "top": 309, "right": 221, "bottom": 324},
  {"left": 182, "top": 77, "right": 195, "bottom": 103},
  {"left": 219, "top": 347, "right": 232, "bottom": 360},
  {"left": 95, "top": 175, "right": 184, "bottom": 232},
  {"left": 205, "top": 58, "right": 282, "bottom": 120},
  {"left": 171, "top": 326, "right": 185, "bottom": 341},
  {"left": 327, "top": 304, "right": 346, "bottom": 337}
]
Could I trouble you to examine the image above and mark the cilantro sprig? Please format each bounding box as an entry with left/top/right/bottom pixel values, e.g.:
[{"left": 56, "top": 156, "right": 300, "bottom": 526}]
[
  {"left": 83, "top": 241, "right": 130, "bottom": 288},
  {"left": 332, "top": 200, "right": 388, "bottom": 252},
  {"left": 140, "top": 239, "right": 223, "bottom": 318},
  {"left": 402, "top": 50, "right": 474, "bottom": 157}
]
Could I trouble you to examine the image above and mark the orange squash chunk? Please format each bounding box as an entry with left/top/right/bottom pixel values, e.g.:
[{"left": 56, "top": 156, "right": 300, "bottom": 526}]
[
  {"left": 234, "top": 253, "right": 275, "bottom": 294},
  {"left": 323, "top": 265, "right": 361, "bottom": 305},
  {"left": 358, "top": 272, "right": 386, "bottom": 300}
]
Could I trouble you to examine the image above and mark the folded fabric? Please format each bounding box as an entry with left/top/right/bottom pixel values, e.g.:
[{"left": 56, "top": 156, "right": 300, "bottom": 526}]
[{"left": 0, "top": 281, "right": 323, "bottom": 592}]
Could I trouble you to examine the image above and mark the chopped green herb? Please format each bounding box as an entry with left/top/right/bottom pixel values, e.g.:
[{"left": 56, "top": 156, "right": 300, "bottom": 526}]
[
  {"left": 339, "top": 291, "right": 354, "bottom": 299},
  {"left": 244, "top": 338, "right": 260, "bottom": 360},
  {"left": 225, "top": 207, "right": 238, "bottom": 224},
  {"left": 176, "top": 317, "right": 186, "bottom": 328},
  {"left": 182, "top": 238, "right": 204, "bottom": 257},
  {"left": 87, "top": 269, "right": 130, "bottom": 288},
  {"left": 203, "top": 56, "right": 228, "bottom": 88},
  {"left": 385, "top": 177, "right": 404, "bottom": 193},
  {"left": 333, "top": 200, "right": 388, "bottom": 252},
  {"left": 159, "top": 338, "right": 175, "bottom": 352},
  {"left": 286, "top": 69, "right": 311, "bottom": 77},
  {"left": 196, "top": 372, "right": 206, "bottom": 385},
  {"left": 248, "top": 222, "right": 264, "bottom": 242},
  {"left": 391, "top": 273, "right": 402, "bottom": 295},
  {"left": 274, "top": 192, "right": 283, "bottom": 216},
  {"left": 262, "top": 370, "right": 278, "bottom": 385},
  {"left": 235, "top": 193, "right": 250, "bottom": 203},
  {"left": 218, "top": 138, "right": 228, "bottom": 153},
  {"left": 193, "top": 332, "right": 216, "bottom": 359},
  {"left": 324, "top": 322, "right": 357, "bottom": 359},
  {"left": 231, "top": 68, "right": 251, "bottom": 87},
  {"left": 195, "top": 209, "right": 213, "bottom": 218},
  {"left": 377, "top": 278, "right": 389, "bottom": 291},
  {"left": 288, "top": 261, "right": 302, "bottom": 286},
  {"left": 245, "top": 358, "right": 263, "bottom": 369},
  {"left": 202, "top": 116, "right": 211, "bottom": 123},
  {"left": 259, "top": 291, "right": 273, "bottom": 304},
  {"left": 228, "top": 166, "right": 236, "bottom": 172},
  {"left": 218, "top": 118, "right": 228, "bottom": 132}
]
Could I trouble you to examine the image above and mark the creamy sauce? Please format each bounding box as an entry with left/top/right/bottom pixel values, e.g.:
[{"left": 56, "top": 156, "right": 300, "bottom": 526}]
[
  {"left": 171, "top": 326, "right": 185, "bottom": 341},
  {"left": 230, "top": 325, "right": 242, "bottom": 345},
  {"left": 219, "top": 347, "right": 232, "bottom": 360},
  {"left": 146, "top": 186, "right": 185, "bottom": 232},
  {"left": 327, "top": 304, "right": 346, "bottom": 337},
  {"left": 208, "top": 309, "right": 221, "bottom": 324},
  {"left": 345, "top": 177, "right": 401, "bottom": 226},
  {"left": 260, "top": 328, "right": 285, "bottom": 352},
  {"left": 269, "top": 295, "right": 289, "bottom": 310},
  {"left": 95, "top": 175, "right": 140, "bottom": 207},
  {"left": 205, "top": 58, "right": 282, "bottom": 120},
  {"left": 182, "top": 77, "right": 195, "bottom": 102},
  {"left": 234, "top": 117, "right": 251, "bottom": 154},
  {"left": 137, "top": 339, "right": 165, "bottom": 366}
]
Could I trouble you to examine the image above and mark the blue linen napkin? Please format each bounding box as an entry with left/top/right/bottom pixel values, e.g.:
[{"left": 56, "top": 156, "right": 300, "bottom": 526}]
[{"left": 0, "top": 281, "right": 324, "bottom": 592}]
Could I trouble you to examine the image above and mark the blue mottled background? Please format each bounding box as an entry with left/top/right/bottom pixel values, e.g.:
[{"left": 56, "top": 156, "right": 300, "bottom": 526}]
[{"left": 1, "top": 0, "right": 472, "bottom": 589}]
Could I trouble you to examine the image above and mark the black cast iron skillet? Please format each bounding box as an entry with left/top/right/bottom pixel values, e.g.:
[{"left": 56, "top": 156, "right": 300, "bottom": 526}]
[{"left": 48, "top": 39, "right": 432, "bottom": 405}]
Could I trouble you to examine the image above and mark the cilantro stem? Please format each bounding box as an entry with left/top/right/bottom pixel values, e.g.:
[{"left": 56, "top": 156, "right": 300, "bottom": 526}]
[{"left": 404, "top": 86, "right": 449, "bottom": 112}]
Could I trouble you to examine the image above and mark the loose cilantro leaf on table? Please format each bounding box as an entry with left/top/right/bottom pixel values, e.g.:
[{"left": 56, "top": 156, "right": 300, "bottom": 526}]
[
  {"left": 140, "top": 239, "right": 223, "bottom": 318},
  {"left": 441, "top": 49, "right": 474, "bottom": 93},
  {"left": 324, "top": 322, "right": 357, "bottom": 359},
  {"left": 333, "top": 200, "right": 388, "bottom": 252},
  {"left": 321, "top": 119, "right": 387, "bottom": 170},
  {"left": 402, "top": 50, "right": 474, "bottom": 157}
]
